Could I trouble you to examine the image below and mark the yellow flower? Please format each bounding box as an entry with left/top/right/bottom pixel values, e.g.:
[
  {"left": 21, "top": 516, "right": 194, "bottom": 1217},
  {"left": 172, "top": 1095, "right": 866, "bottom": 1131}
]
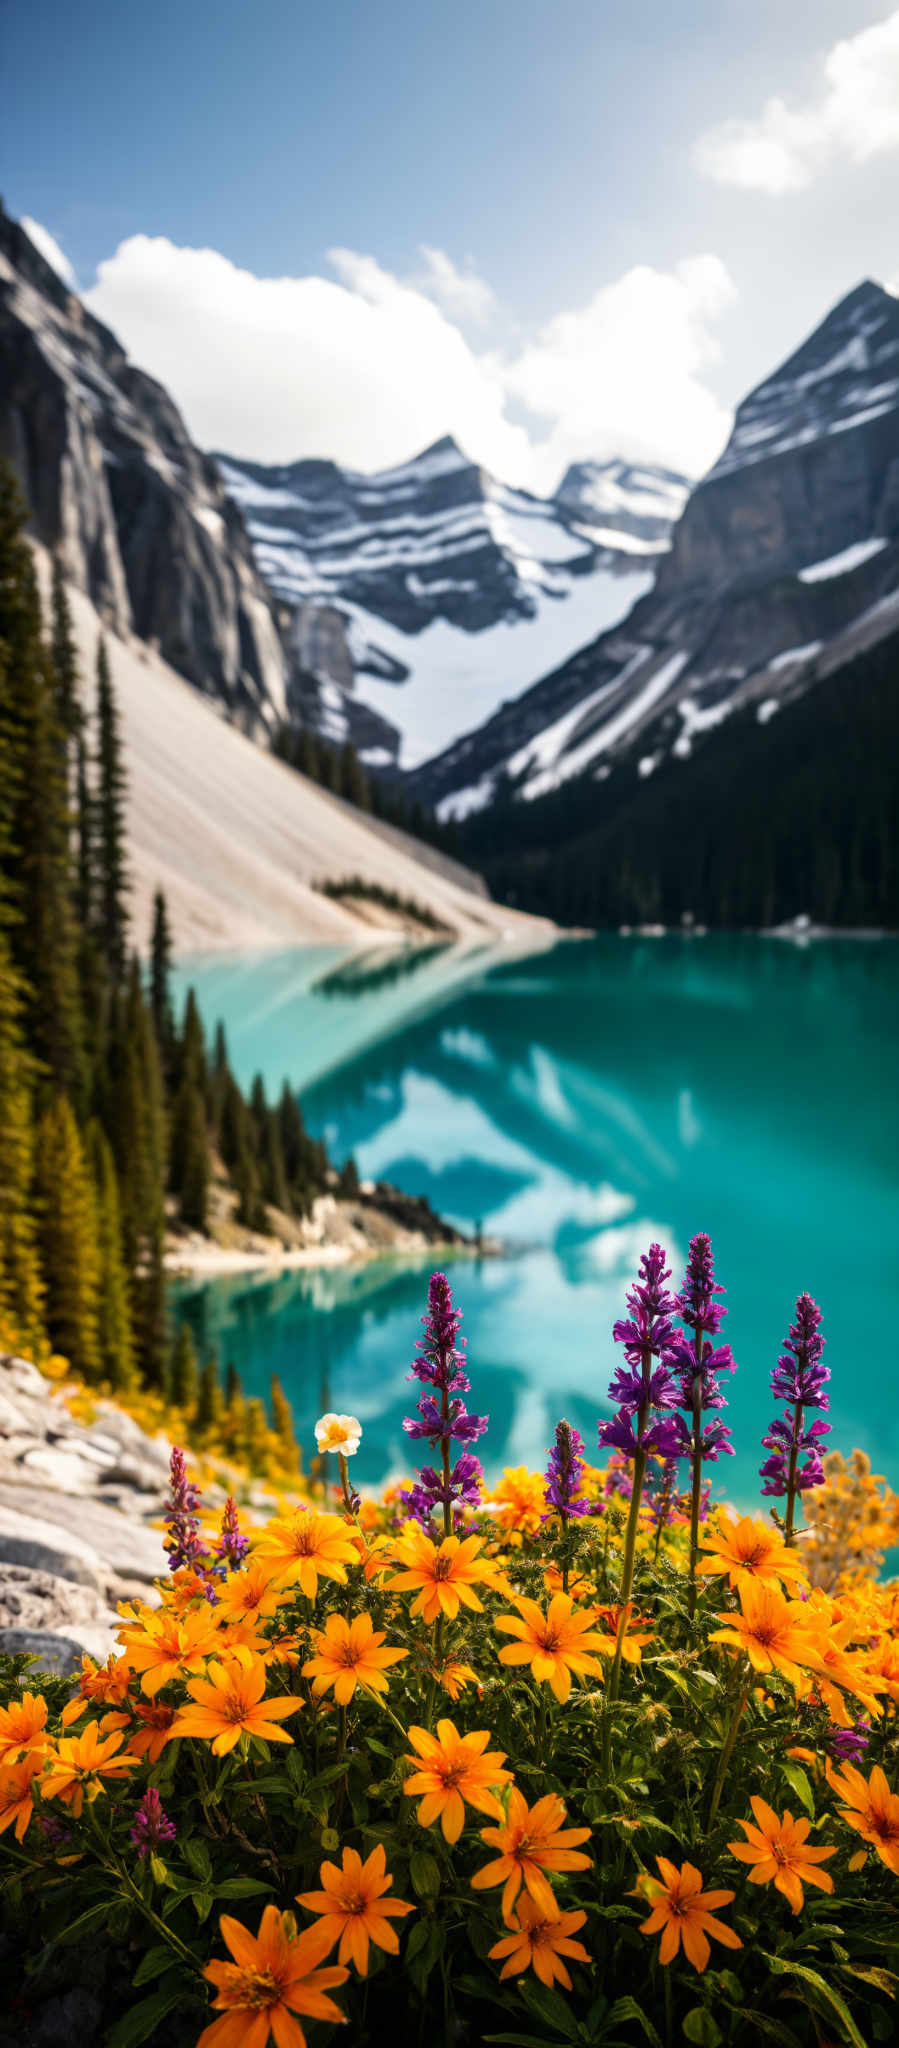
[
  {"left": 433, "top": 1659, "right": 479, "bottom": 1702},
  {"left": 635, "top": 1858, "right": 742, "bottom": 1973},
  {"left": 593, "top": 1603, "right": 654, "bottom": 1664},
  {"left": 170, "top": 1647, "right": 301, "bottom": 1756},
  {"left": 387, "top": 1529, "right": 495, "bottom": 1624},
  {"left": 41, "top": 1724, "right": 138, "bottom": 1816},
  {"left": 728, "top": 1798, "right": 836, "bottom": 1912},
  {"left": 825, "top": 1759, "right": 899, "bottom": 1875},
  {"left": 216, "top": 1557, "right": 290, "bottom": 1626},
  {"left": 117, "top": 1605, "right": 221, "bottom": 1697},
  {"left": 0, "top": 1754, "right": 44, "bottom": 1841},
  {"left": 488, "top": 1897, "right": 589, "bottom": 1988},
  {"left": 471, "top": 1788, "right": 592, "bottom": 1922},
  {"left": 253, "top": 1511, "right": 358, "bottom": 1600},
  {"left": 301, "top": 1612, "right": 407, "bottom": 1705},
  {"left": 0, "top": 1690, "right": 50, "bottom": 1765},
  {"left": 296, "top": 1843, "right": 414, "bottom": 1975},
  {"left": 709, "top": 1582, "right": 818, "bottom": 1688},
  {"left": 485, "top": 1466, "right": 547, "bottom": 1541},
  {"left": 496, "top": 1593, "right": 607, "bottom": 1703},
  {"left": 404, "top": 1718, "right": 512, "bottom": 1843},
  {"left": 199, "top": 1905, "right": 348, "bottom": 2048},
  {"left": 698, "top": 1514, "right": 808, "bottom": 1593}
]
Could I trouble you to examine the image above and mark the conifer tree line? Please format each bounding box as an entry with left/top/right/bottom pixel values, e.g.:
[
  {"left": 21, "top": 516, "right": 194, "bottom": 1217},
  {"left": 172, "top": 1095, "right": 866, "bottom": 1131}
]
[
  {"left": 166, "top": 1321, "right": 302, "bottom": 1477},
  {"left": 0, "top": 465, "right": 343, "bottom": 1417},
  {"left": 272, "top": 720, "right": 464, "bottom": 862}
]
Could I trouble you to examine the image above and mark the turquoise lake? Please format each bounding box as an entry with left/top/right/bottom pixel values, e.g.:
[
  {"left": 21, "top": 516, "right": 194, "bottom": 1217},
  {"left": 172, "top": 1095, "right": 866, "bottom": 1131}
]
[{"left": 170, "top": 935, "right": 899, "bottom": 1513}]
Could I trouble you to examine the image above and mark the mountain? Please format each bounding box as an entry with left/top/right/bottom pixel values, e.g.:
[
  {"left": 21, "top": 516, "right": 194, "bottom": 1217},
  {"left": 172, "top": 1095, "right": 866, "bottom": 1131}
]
[
  {"left": 0, "top": 205, "right": 295, "bottom": 738},
  {"left": 215, "top": 438, "right": 687, "bottom": 768},
  {"left": 409, "top": 279, "right": 899, "bottom": 820}
]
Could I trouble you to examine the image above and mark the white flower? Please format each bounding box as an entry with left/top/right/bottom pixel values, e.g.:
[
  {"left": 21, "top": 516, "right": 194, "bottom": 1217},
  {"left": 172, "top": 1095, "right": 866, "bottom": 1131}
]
[{"left": 314, "top": 1412, "right": 363, "bottom": 1457}]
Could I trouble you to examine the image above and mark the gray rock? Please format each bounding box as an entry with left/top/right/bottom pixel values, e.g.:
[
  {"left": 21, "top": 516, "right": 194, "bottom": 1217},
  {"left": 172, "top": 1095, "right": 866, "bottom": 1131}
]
[
  {"left": 0, "top": 1630, "right": 86, "bottom": 1677},
  {"left": 0, "top": 1505, "right": 105, "bottom": 1585},
  {"left": 0, "top": 1484, "right": 166, "bottom": 1582},
  {"left": 0, "top": 1563, "right": 121, "bottom": 1639},
  {"left": 20, "top": 1445, "right": 102, "bottom": 1493},
  {"left": 1, "top": 1355, "right": 46, "bottom": 1398}
]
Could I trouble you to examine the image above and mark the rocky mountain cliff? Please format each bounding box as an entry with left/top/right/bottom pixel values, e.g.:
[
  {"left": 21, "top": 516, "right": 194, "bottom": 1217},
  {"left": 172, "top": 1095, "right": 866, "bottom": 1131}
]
[
  {"left": 407, "top": 281, "right": 899, "bottom": 819},
  {"left": 217, "top": 438, "right": 685, "bottom": 768},
  {"left": 0, "top": 205, "right": 289, "bottom": 736}
]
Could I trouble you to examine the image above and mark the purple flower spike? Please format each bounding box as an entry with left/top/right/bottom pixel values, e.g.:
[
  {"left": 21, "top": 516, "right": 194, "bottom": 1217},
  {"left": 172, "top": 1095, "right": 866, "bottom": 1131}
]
[
  {"left": 130, "top": 1787, "right": 177, "bottom": 1860},
  {"left": 760, "top": 1294, "right": 831, "bottom": 1523},
  {"left": 598, "top": 1244, "right": 686, "bottom": 1465},
  {"left": 827, "top": 1719, "right": 871, "bottom": 1765},
  {"left": 544, "top": 1419, "right": 593, "bottom": 1521},
  {"left": 163, "top": 1448, "right": 218, "bottom": 1600},
  {"left": 213, "top": 1496, "right": 249, "bottom": 1574},
  {"left": 400, "top": 1273, "right": 487, "bottom": 1529}
]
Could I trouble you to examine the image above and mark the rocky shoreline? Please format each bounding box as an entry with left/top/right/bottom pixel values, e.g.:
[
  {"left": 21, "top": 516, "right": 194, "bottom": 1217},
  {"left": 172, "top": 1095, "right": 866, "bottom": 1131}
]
[
  {"left": 166, "top": 1176, "right": 490, "bottom": 1276},
  {"left": 0, "top": 1355, "right": 271, "bottom": 1679}
]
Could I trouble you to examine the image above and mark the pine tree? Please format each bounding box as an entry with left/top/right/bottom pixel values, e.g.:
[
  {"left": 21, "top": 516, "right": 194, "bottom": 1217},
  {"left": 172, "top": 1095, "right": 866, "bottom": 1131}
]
[
  {"left": 269, "top": 1374, "right": 300, "bottom": 1474},
  {"left": 95, "top": 636, "right": 128, "bottom": 978},
  {"left": 0, "top": 470, "right": 85, "bottom": 1103},
  {"left": 87, "top": 1121, "right": 135, "bottom": 1389},
  {"left": 243, "top": 1396, "right": 270, "bottom": 1474},
  {"left": 222, "top": 1361, "right": 247, "bottom": 1456},
  {"left": 173, "top": 1078, "right": 209, "bottom": 1230},
  {"left": 0, "top": 930, "right": 46, "bottom": 1357},
  {"left": 177, "top": 987, "right": 207, "bottom": 1098},
  {"left": 260, "top": 1113, "right": 288, "bottom": 1213},
  {"left": 169, "top": 1323, "right": 199, "bottom": 1412},
  {"left": 339, "top": 739, "right": 369, "bottom": 811},
  {"left": 149, "top": 890, "right": 174, "bottom": 1067},
  {"left": 75, "top": 734, "right": 94, "bottom": 930},
  {"left": 294, "top": 728, "right": 319, "bottom": 780},
  {"left": 338, "top": 1154, "right": 360, "bottom": 1198},
  {"left": 50, "top": 553, "right": 80, "bottom": 751},
  {"left": 194, "top": 1352, "right": 223, "bottom": 1439},
  {"left": 34, "top": 1096, "right": 101, "bottom": 1380}
]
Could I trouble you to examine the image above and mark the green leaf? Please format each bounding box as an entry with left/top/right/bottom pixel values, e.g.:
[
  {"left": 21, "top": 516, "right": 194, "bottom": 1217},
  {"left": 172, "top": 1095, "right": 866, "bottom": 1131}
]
[
  {"left": 605, "top": 1996, "right": 663, "bottom": 2047},
  {"left": 214, "top": 1877, "right": 275, "bottom": 1899},
  {"left": 484, "top": 2035, "right": 570, "bottom": 2047},
  {"left": 682, "top": 2009, "right": 723, "bottom": 2048},
  {"left": 182, "top": 1839, "right": 213, "bottom": 1881},
  {"left": 409, "top": 1850, "right": 441, "bottom": 1900},
  {"left": 780, "top": 1762, "right": 815, "bottom": 1820},
  {"left": 55, "top": 1901, "right": 112, "bottom": 1945},
  {"left": 760, "top": 1951, "right": 869, "bottom": 2048},
  {"left": 192, "top": 1890, "right": 214, "bottom": 1923},
  {"left": 729, "top": 2011, "right": 802, "bottom": 2048},
  {"left": 105, "top": 1986, "right": 185, "bottom": 2048},
  {"left": 131, "top": 1946, "right": 173, "bottom": 1989},
  {"left": 519, "top": 1979, "right": 580, "bottom": 2040},
  {"left": 149, "top": 1855, "right": 171, "bottom": 1888},
  {"left": 841, "top": 1964, "right": 898, "bottom": 1999}
]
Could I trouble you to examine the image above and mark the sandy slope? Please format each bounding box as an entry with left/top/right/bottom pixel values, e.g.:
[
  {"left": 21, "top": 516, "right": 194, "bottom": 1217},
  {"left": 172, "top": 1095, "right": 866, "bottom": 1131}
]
[{"left": 34, "top": 549, "right": 552, "bottom": 954}]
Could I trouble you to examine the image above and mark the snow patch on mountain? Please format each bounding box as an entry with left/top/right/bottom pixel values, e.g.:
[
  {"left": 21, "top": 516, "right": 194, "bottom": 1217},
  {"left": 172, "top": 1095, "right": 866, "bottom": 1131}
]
[{"left": 798, "top": 538, "right": 888, "bottom": 582}]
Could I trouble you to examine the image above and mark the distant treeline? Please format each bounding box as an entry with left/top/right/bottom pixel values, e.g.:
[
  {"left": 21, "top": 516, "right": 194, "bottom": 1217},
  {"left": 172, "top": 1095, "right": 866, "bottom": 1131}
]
[
  {"left": 457, "top": 634, "right": 899, "bottom": 930},
  {"left": 272, "top": 718, "right": 461, "bottom": 858},
  {"left": 0, "top": 462, "right": 348, "bottom": 1400}
]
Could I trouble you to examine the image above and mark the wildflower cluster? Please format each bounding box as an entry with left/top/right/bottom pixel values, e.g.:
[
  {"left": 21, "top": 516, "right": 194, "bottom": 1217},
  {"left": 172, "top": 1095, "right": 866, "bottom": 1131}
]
[
  {"left": 761, "top": 1291, "right": 831, "bottom": 1536},
  {"left": 0, "top": 1256, "right": 897, "bottom": 2048}
]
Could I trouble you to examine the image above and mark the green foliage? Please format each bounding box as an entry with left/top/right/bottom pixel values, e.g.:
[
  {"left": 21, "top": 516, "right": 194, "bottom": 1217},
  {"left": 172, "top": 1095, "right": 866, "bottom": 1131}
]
[
  {"left": 34, "top": 1094, "right": 101, "bottom": 1377},
  {"left": 95, "top": 633, "right": 129, "bottom": 977}
]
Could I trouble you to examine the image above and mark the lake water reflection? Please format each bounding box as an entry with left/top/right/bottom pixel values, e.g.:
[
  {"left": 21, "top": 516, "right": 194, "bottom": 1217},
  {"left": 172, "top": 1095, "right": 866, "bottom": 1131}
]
[{"left": 171, "top": 935, "right": 899, "bottom": 1510}]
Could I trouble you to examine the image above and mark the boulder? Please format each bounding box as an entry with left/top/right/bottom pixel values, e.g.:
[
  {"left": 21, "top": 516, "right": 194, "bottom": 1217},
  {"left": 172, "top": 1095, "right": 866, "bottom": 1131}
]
[
  {"left": 0, "top": 1505, "right": 105, "bottom": 1586},
  {"left": 0, "top": 1485, "right": 165, "bottom": 1583},
  {"left": 0, "top": 1630, "right": 89, "bottom": 1677}
]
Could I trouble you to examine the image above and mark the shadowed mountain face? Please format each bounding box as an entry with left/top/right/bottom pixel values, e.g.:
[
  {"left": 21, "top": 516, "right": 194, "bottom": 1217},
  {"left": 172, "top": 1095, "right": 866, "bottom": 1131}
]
[
  {"left": 407, "top": 281, "right": 899, "bottom": 819},
  {"left": 214, "top": 438, "right": 686, "bottom": 768}
]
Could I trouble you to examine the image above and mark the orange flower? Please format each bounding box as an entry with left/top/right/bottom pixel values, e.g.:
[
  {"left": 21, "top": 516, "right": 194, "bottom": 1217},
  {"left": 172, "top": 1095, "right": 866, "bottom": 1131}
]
[
  {"left": 728, "top": 1798, "right": 836, "bottom": 1913},
  {"left": 253, "top": 1511, "right": 358, "bottom": 1600},
  {"left": 698, "top": 1515, "right": 808, "bottom": 1594},
  {"left": 387, "top": 1530, "right": 495, "bottom": 1624},
  {"left": 404, "top": 1718, "right": 512, "bottom": 1842},
  {"left": 636, "top": 1858, "right": 742, "bottom": 1973},
  {"left": 171, "top": 1648, "right": 301, "bottom": 1756},
  {"left": 118, "top": 1606, "right": 221, "bottom": 1697},
  {"left": 41, "top": 1724, "right": 137, "bottom": 1817},
  {"left": 301, "top": 1612, "right": 407, "bottom": 1705},
  {"left": 199, "top": 1904, "right": 348, "bottom": 2048},
  {"left": 216, "top": 1558, "right": 290, "bottom": 1626},
  {"left": 471, "top": 1787, "right": 591, "bottom": 1922},
  {"left": 486, "top": 1466, "right": 547, "bottom": 1541},
  {"left": 295, "top": 1843, "right": 415, "bottom": 1974},
  {"left": 593, "top": 1603, "right": 654, "bottom": 1664},
  {"left": 61, "top": 1652, "right": 133, "bottom": 1725},
  {"left": 709, "top": 1582, "right": 817, "bottom": 1687},
  {"left": 488, "top": 1896, "right": 589, "bottom": 1988},
  {"left": 495, "top": 1594, "right": 607, "bottom": 1704},
  {"left": 0, "top": 1690, "right": 50, "bottom": 1765},
  {"left": 433, "top": 1659, "right": 479, "bottom": 1702},
  {"left": 0, "top": 1754, "right": 43, "bottom": 1841},
  {"left": 825, "top": 1759, "right": 899, "bottom": 1875},
  {"left": 127, "top": 1698, "right": 177, "bottom": 1763}
]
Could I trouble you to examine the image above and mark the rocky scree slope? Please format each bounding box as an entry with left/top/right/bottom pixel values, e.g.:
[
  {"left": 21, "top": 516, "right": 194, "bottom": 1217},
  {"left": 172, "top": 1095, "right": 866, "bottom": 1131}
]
[
  {"left": 216, "top": 437, "right": 687, "bottom": 769},
  {"left": 0, "top": 205, "right": 289, "bottom": 737},
  {"left": 409, "top": 281, "right": 899, "bottom": 819}
]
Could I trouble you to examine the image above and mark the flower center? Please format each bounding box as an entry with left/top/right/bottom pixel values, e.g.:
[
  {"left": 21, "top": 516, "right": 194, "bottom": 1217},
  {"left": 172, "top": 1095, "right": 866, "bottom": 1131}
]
[
  {"left": 540, "top": 1629, "right": 562, "bottom": 1653},
  {"left": 772, "top": 1842, "right": 790, "bottom": 1865},
  {"left": 224, "top": 1693, "right": 249, "bottom": 1723},
  {"left": 338, "top": 1645, "right": 361, "bottom": 1669},
  {"left": 241, "top": 1969, "right": 282, "bottom": 2011},
  {"left": 438, "top": 1761, "right": 467, "bottom": 1790},
  {"left": 433, "top": 1557, "right": 454, "bottom": 1580},
  {"left": 342, "top": 1891, "right": 367, "bottom": 1915}
]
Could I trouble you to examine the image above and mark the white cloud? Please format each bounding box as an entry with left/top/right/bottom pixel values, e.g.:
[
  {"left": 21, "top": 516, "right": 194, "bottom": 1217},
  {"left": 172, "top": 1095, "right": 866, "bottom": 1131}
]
[
  {"left": 504, "top": 257, "right": 737, "bottom": 481},
  {"left": 84, "top": 234, "right": 736, "bottom": 488},
  {"left": 414, "top": 245, "right": 496, "bottom": 325},
  {"left": 21, "top": 216, "right": 77, "bottom": 289},
  {"left": 695, "top": 10, "right": 899, "bottom": 194}
]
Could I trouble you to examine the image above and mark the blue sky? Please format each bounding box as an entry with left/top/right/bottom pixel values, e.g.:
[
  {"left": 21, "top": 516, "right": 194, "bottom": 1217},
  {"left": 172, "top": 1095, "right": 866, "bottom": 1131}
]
[{"left": 4, "top": 1, "right": 898, "bottom": 485}]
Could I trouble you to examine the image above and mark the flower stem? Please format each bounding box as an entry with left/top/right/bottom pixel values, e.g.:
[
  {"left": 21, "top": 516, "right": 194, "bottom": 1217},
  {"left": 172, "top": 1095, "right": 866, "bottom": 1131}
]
[
  {"left": 607, "top": 1444, "right": 647, "bottom": 1711},
  {"left": 707, "top": 1676, "right": 750, "bottom": 1828},
  {"left": 784, "top": 1401, "right": 803, "bottom": 1544},
  {"left": 687, "top": 1369, "right": 704, "bottom": 1618}
]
